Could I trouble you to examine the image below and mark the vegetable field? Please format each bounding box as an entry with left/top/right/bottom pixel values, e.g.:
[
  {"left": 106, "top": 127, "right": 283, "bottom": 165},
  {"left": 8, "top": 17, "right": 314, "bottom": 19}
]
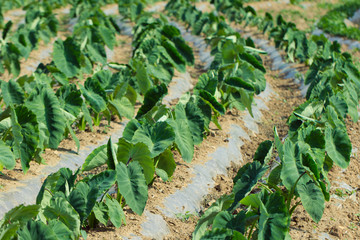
[{"left": 0, "top": 0, "right": 359, "bottom": 239}]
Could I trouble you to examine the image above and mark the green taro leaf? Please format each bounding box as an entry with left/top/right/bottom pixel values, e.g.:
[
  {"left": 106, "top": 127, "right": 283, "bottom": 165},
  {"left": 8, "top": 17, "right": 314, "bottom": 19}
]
[
  {"left": 116, "top": 161, "right": 148, "bottom": 215},
  {"left": 3, "top": 43, "right": 21, "bottom": 77},
  {"left": 169, "top": 103, "right": 194, "bottom": 162},
  {"left": 131, "top": 121, "right": 175, "bottom": 158},
  {"left": 0, "top": 140, "right": 15, "bottom": 170},
  {"left": 193, "top": 194, "right": 234, "bottom": 240},
  {"left": 200, "top": 228, "right": 234, "bottom": 239},
  {"left": 43, "top": 194, "right": 80, "bottom": 237},
  {"left": 225, "top": 77, "right": 255, "bottom": 92},
  {"left": 25, "top": 86, "right": 65, "bottom": 149},
  {"left": 198, "top": 90, "right": 225, "bottom": 115},
  {"left": 172, "top": 37, "right": 194, "bottom": 65},
  {"left": 68, "top": 182, "right": 97, "bottom": 224},
  {"left": 156, "top": 148, "right": 176, "bottom": 179},
  {"left": 195, "top": 71, "right": 218, "bottom": 95},
  {"left": 134, "top": 61, "right": 153, "bottom": 95},
  {"left": 325, "top": 125, "right": 351, "bottom": 169},
  {"left": 230, "top": 161, "right": 268, "bottom": 211},
  {"left": 48, "top": 219, "right": 74, "bottom": 239},
  {"left": 297, "top": 178, "right": 325, "bottom": 223},
  {"left": 105, "top": 195, "right": 126, "bottom": 228},
  {"left": 117, "top": 138, "right": 154, "bottom": 184},
  {"left": 122, "top": 119, "right": 141, "bottom": 142},
  {"left": 14, "top": 106, "right": 40, "bottom": 173},
  {"left": 254, "top": 140, "right": 273, "bottom": 164},
  {"left": 136, "top": 83, "right": 168, "bottom": 119},
  {"left": 212, "top": 210, "right": 246, "bottom": 234},
  {"left": 0, "top": 223, "right": 19, "bottom": 240},
  {"left": 107, "top": 137, "right": 118, "bottom": 170},
  {"left": 1, "top": 204, "right": 40, "bottom": 227},
  {"left": 108, "top": 97, "right": 134, "bottom": 120},
  {"left": 258, "top": 192, "right": 290, "bottom": 240},
  {"left": 1, "top": 80, "right": 25, "bottom": 106},
  {"left": 17, "top": 220, "right": 57, "bottom": 240},
  {"left": 280, "top": 140, "right": 325, "bottom": 222},
  {"left": 185, "top": 99, "right": 205, "bottom": 145},
  {"left": 53, "top": 38, "right": 80, "bottom": 78},
  {"left": 82, "top": 145, "right": 107, "bottom": 172},
  {"left": 80, "top": 77, "right": 107, "bottom": 113},
  {"left": 86, "top": 42, "right": 107, "bottom": 65},
  {"left": 99, "top": 26, "right": 115, "bottom": 50},
  {"left": 92, "top": 202, "right": 109, "bottom": 226},
  {"left": 160, "top": 40, "right": 186, "bottom": 73},
  {"left": 56, "top": 84, "right": 83, "bottom": 117}
]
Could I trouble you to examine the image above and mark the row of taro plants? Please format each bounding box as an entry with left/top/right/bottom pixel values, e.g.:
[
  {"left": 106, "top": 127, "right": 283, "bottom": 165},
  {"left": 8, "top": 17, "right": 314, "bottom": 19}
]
[
  {"left": 0, "top": 0, "right": 194, "bottom": 174},
  {"left": 164, "top": 0, "right": 359, "bottom": 239},
  {"left": 0, "top": 0, "right": 270, "bottom": 238}
]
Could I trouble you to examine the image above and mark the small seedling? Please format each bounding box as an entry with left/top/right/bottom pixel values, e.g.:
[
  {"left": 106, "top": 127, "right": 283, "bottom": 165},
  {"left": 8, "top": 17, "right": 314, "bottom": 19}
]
[{"left": 175, "top": 211, "right": 198, "bottom": 222}]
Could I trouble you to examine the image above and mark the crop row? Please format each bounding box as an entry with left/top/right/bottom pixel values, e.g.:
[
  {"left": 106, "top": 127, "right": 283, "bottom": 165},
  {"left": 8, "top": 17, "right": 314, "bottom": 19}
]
[
  {"left": 0, "top": 0, "right": 196, "bottom": 174},
  {"left": 0, "top": 0, "right": 271, "bottom": 238},
  {"left": 163, "top": 0, "right": 359, "bottom": 239}
]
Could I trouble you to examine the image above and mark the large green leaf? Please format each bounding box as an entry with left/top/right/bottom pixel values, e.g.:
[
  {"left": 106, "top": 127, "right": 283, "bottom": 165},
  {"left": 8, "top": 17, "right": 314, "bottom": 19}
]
[
  {"left": 325, "top": 124, "right": 351, "bottom": 169},
  {"left": 68, "top": 182, "right": 97, "bottom": 224},
  {"left": 156, "top": 148, "right": 176, "bottom": 179},
  {"left": 258, "top": 192, "right": 290, "bottom": 240},
  {"left": 36, "top": 168, "right": 79, "bottom": 206},
  {"left": 53, "top": 38, "right": 80, "bottom": 78},
  {"left": 25, "top": 85, "right": 66, "bottom": 149},
  {"left": 0, "top": 140, "right": 15, "bottom": 170},
  {"left": 280, "top": 140, "right": 325, "bottom": 222},
  {"left": 193, "top": 194, "right": 234, "bottom": 240},
  {"left": 116, "top": 161, "right": 148, "bottom": 215},
  {"left": 185, "top": 99, "right": 205, "bottom": 145},
  {"left": 56, "top": 84, "right": 83, "bottom": 117},
  {"left": 82, "top": 145, "right": 107, "bottom": 172},
  {"left": 136, "top": 83, "right": 168, "bottom": 119},
  {"left": 117, "top": 138, "right": 154, "bottom": 184},
  {"left": 108, "top": 97, "right": 134, "bottom": 120},
  {"left": 160, "top": 40, "right": 186, "bottom": 72},
  {"left": 43, "top": 194, "right": 80, "bottom": 237},
  {"left": 230, "top": 161, "right": 268, "bottom": 211},
  {"left": 172, "top": 37, "right": 194, "bottom": 65},
  {"left": 3, "top": 43, "right": 21, "bottom": 77},
  {"left": 131, "top": 121, "right": 175, "bottom": 158},
  {"left": 195, "top": 71, "right": 218, "bottom": 95},
  {"left": 13, "top": 106, "right": 40, "bottom": 173},
  {"left": 297, "top": 177, "right": 325, "bottom": 223},
  {"left": 1, "top": 80, "right": 24, "bottom": 106},
  {"left": 198, "top": 90, "right": 225, "bottom": 115},
  {"left": 134, "top": 61, "right": 153, "bottom": 95},
  {"left": 0, "top": 205, "right": 40, "bottom": 227},
  {"left": 225, "top": 77, "right": 255, "bottom": 92},
  {"left": 99, "top": 25, "right": 115, "bottom": 50},
  {"left": 0, "top": 223, "right": 19, "bottom": 240},
  {"left": 92, "top": 202, "right": 109, "bottom": 226},
  {"left": 47, "top": 219, "right": 73, "bottom": 239},
  {"left": 86, "top": 42, "right": 107, "bottom": 65},
  {"left": 105, "top": 195, "right": 126, "bottom": 228},
  {"left": 80, "top": 78, "right": 107, "bottom": 113},
  {"left": 212, "top": 210, "right": 246, "bottom": 234},
  {"left": 17, "top": 220, "right": 57, "bottom": 240},
  {"left": 200, "top": 228, "right": 234, "bottom": 239},
  {"left": 254, "top": 140, "right": 273, "bottom": 164},
  {"left": 169, "top": 103, "right": 194, "bottom": 162}
]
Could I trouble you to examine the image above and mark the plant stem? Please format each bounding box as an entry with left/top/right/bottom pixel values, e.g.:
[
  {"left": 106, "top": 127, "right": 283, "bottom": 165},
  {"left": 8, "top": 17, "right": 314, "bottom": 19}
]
[
  {"left": 247, "top": 221, "right": 256, "bottom": 239},
  {"left": 287, "top": 172, "right": 306, "bottom": 211}
]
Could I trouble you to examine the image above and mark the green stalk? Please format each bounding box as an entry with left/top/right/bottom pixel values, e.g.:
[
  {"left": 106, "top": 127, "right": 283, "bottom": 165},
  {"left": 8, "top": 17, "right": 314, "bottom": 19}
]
[
  {"left": 286, "top": 172, "right": 306, "bottom": 211},
  {"left": 247, "top": 220, "right": 257, "bottom": 239}
]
